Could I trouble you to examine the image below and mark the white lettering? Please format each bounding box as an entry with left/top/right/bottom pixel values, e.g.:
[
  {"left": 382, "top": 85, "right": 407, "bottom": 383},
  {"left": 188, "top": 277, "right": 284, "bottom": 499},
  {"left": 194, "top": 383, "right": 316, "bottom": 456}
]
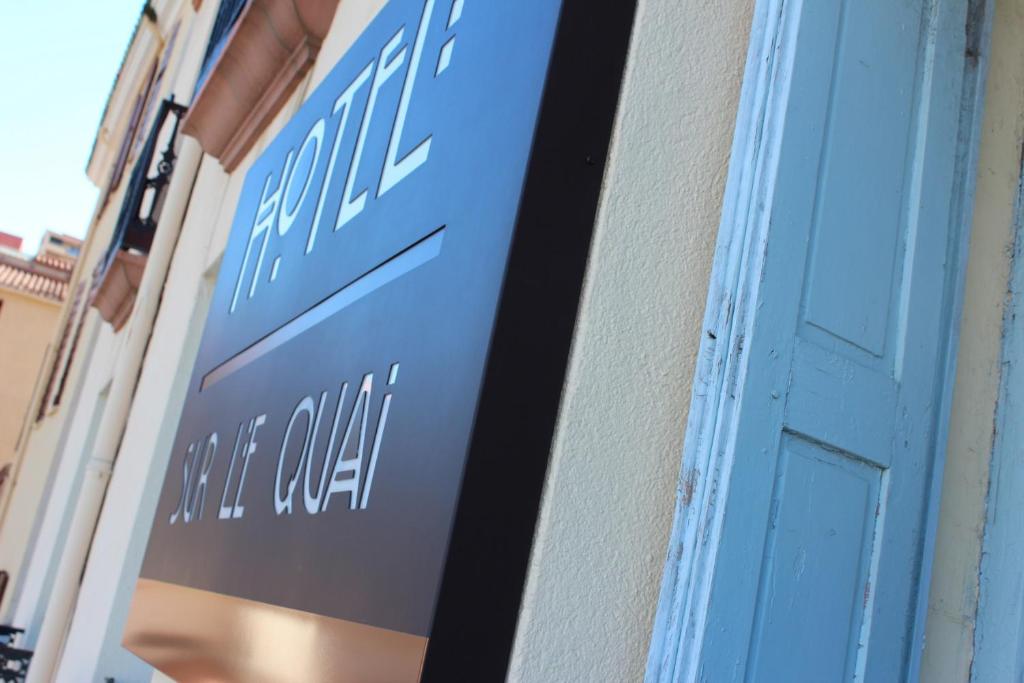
[
  {"left": 360, "top": 363, "right": 399, "bottom": 508},
  {"left": 185, "top": 434, "right": 218, "bottom": 523},
  {"left": 278, "top": 119, "right": 326, "bottom": 237},
  {"left": 233, "top": 414, "right": 265, "bottom": 519},
  {"left": 169, "top": 442, "right": 196, "bottom": 525},
  {"left": 230, "top": 151, "right": 295, "bottom": 313},
  {"left": 304, "top": 383, "right": 348, "bottom": 514},
  {"left": 323, "top": 373, "right": 373, "bottom": 511},
  {"left": 337, "top": 29, "right": 407, "bottom": 230},
  {"left": 217, "top": 414, "right": 265, "bottom": 520},
  {"left": 274, "top": 395, "right": 320, "bottom": 515},
  {"left": 218, "top": 422, "right": 247, "bottom": 520},
  {"left": 306, "top": 63, "right": 374, "bottom": 254},
  {"left": 378, "top": 0, "right": 436, "bottom": 197}
]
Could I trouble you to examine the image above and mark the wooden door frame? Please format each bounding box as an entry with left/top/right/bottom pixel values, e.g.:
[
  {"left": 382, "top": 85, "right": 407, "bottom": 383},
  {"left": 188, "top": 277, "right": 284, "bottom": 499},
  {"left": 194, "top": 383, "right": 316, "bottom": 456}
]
[{"left": 645, "top": 0, "right": 994, "bottom": 680}]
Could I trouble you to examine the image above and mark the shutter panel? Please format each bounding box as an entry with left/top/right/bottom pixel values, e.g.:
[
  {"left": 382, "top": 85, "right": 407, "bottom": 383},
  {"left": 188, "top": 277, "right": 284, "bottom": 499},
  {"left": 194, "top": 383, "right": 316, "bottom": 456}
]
[{"left": 693, "top": 0, "right": 977, "bottom": 679}]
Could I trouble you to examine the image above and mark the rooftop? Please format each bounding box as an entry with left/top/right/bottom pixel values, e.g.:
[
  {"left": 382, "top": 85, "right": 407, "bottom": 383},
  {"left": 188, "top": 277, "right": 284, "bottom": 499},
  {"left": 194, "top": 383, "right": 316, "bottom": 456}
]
[{"left": 0, "top": 232, "right": 79, "bottom": 302}]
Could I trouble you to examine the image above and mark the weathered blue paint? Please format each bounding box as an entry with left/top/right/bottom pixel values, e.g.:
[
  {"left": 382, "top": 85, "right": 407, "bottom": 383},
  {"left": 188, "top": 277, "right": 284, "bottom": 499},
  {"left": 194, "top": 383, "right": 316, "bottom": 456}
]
[
  {"left": 647, "top": 0, "right": 991, "bottom": 680},
  {"left": 972, "top": 164, "right": 1024, "bottom": 681}
]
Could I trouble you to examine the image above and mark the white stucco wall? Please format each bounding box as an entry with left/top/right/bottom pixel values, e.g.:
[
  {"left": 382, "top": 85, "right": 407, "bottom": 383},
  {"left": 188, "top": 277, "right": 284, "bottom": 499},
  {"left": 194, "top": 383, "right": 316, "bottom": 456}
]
[
  {"left": 507, "top": 1, "right": 753, "bottom": 681},
  {"left": 307, "top": 0, "right": 386, "bottom": 91},
  {"left": 922, "top": 0, "right": 1024, "bottom": 680},
  {"left": 42, "top": 3, "right": 221, "bottom": 679},
  {"left": 56, "top": 145, "right": 226, "bottom": 682}
]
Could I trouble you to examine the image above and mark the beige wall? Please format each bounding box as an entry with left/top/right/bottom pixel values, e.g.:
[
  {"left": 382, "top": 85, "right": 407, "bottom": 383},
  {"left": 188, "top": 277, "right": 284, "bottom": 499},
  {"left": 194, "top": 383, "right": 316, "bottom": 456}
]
[
  {"left": 0, "top": 307, "right": 118, "bottom": 618},
  {"left": 922, "top": 0, "right": 1024, "bottom": 680},
  {"left": 6, "top": 312, "right": 110, "bottom": 628},
  {"left": 0, "top": 288, "right": 60, "bottom": 470},
  {"left": 507, "top": 0, "right": 752, "bottom": 680}
]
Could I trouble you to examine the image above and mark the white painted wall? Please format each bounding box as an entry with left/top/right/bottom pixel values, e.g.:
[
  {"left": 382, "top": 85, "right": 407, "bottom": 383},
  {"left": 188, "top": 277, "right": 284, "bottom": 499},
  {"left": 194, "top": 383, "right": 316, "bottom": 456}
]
[
  {"left": 507, "top": 1, "right": 753, "bottom": 681},
  {"left": 54, "top": 148, "right": 226, "bottom": 682},
  {"left": 307, "top": 0, "right": 386, "bottom": 91},
  {"left": 35, "top": 4, "right": 220, "bottom": 679},
  {"left": 921, "top": 0, "right": 1024, "bottom": 679}
]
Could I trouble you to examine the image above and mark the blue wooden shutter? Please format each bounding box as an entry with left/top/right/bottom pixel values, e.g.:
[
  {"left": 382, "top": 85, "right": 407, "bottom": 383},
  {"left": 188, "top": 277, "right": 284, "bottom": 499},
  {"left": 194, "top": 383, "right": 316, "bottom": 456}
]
[{"left": 659, "top": 0, "right": 985, "bottom": 680}]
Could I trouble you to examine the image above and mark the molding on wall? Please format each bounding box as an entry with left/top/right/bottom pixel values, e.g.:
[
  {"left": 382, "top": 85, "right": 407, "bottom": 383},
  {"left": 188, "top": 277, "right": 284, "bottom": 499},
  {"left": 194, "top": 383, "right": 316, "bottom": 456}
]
[
  {"left": 643, "top": 2, "right": 792, "bottom": 677},
  {"left": 90, "top": 251, "right": 147, "bottom": 332},
  {"left": 972, "top": 124, "right": 1024, "bottom": 683},
  {"left": 911, "top": 1, "right": 995, "bottom": 674}
]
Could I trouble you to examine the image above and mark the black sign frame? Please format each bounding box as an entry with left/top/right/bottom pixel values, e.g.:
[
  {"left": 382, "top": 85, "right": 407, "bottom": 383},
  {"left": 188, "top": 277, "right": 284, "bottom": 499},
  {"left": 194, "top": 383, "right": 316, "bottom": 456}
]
[{"left": 420, "top": 1, "right": 637, "bottom": 678}]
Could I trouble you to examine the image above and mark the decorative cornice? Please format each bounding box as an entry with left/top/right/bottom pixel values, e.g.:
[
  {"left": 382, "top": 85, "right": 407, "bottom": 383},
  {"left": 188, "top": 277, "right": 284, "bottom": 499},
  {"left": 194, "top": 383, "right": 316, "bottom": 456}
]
[
  {"left": 90, "top": 250, "right": 147, "bottom": 331},
  {"left": 182, "top": 0, "right": 341, "bottom": 171}
]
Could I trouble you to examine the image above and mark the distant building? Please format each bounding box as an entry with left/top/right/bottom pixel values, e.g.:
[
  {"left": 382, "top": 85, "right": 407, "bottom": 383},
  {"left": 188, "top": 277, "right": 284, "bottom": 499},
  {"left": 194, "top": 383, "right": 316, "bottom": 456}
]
[
  {"left": 0, "top": 231, "right": 79, "bottom": 496},
  {"left": 0, "top": 234, "right": 22, "bottom": 254}
]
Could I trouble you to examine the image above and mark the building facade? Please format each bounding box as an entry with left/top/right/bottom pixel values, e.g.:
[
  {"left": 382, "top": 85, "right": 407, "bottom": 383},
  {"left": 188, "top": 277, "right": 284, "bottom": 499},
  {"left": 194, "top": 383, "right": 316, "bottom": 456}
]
[
  {"left": 0, "top": 0, "right": 1023, "bottom": 681},
  {"left": 0, "top": 231, "right": 78, "bottom": 512}
]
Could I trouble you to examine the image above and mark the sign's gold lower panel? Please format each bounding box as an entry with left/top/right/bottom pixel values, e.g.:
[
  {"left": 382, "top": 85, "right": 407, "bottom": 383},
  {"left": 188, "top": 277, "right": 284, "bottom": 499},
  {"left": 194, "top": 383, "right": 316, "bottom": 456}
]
[{"left": 123, "top": 579, "right": 428, "bottom": 683}]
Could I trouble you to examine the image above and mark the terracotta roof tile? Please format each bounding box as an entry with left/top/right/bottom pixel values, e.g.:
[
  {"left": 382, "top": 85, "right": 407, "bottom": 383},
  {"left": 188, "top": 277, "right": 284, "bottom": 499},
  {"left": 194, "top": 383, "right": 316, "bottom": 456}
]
[
  {"left": 0, "top": 261, "right": 70, "bottom": 301},
  {"left": 34, "top": 253, "right": 76, "bottom": 272}
]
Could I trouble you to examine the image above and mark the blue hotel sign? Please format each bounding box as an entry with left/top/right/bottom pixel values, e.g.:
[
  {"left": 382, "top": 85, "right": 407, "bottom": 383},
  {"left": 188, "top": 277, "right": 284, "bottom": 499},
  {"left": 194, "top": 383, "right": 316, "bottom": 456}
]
[{"left": 125, "top": 0, "right": 635, "bottom": 680}]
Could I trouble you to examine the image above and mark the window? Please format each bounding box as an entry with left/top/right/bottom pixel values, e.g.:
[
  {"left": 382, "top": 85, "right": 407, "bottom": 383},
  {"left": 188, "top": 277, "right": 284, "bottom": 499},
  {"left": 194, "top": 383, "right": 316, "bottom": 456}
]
[
  {"left": 105, "top": 61, "right": 158, "bottom": 199},
  {"left": 91, "top": 98, "right": 188, "bottom": 331},
  {"left": 133, "top": 22, "right": 181, "bottom": 161},
  {"left": 37, "top": 283, "right": 85, "bottom": 421},
  {"left": 194, "top": 0, "right": 248, "bottom": 94},
  {"left": 53, "top": 295, "right": 87, "bottom": 406}
]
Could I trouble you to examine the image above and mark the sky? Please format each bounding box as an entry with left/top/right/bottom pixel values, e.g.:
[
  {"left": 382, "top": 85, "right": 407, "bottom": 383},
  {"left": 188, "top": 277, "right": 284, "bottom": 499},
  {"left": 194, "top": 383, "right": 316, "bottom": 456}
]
[{"left": 0, "top": 1, "right": 143, "bottom": 255}]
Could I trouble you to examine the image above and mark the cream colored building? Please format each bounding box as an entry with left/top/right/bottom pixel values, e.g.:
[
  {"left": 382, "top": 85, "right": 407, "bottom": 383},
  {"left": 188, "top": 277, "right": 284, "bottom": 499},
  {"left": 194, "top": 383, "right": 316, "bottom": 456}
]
[
  {"left": 0, "top": 232, "right": 77, "bottom": 501},
  {"left": 0, "top": 0, "right": 1022, "bottom": 681}
]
